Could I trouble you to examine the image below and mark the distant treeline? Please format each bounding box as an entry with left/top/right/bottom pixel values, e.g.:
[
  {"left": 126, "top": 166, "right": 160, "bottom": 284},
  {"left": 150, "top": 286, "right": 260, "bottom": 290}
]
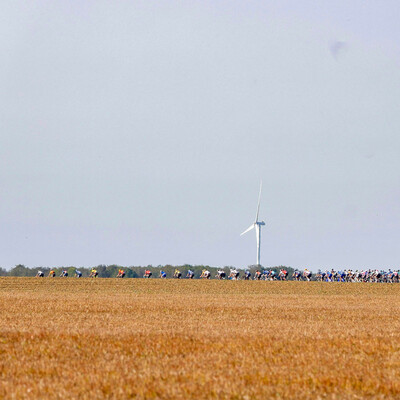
[{"left": 0, "top": 264, "right": 295, "bottom": 279}]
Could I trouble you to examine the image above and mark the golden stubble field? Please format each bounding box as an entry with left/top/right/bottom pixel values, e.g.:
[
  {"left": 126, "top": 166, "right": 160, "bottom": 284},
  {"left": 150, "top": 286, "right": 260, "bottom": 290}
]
[{"left": 1, "top": 278, "right": 400, "bottom": 399}]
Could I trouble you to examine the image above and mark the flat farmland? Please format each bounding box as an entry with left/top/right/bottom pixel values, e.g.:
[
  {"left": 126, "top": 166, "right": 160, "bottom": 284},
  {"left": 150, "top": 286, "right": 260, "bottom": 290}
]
[{"left": 1, "top": 278, "right": 400, "bottom": 399}]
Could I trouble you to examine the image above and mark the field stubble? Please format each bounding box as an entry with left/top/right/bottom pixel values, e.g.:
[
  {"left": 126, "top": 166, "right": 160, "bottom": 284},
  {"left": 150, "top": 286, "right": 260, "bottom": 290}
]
[{"left": 1, "top": 278, "right": 400, "bottom": 399}]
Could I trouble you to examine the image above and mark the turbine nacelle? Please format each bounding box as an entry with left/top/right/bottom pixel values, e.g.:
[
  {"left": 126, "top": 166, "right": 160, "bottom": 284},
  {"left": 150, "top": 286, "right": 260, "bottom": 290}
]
[{"left": 240, "top": 220, "right": 266, "bottom": 236}]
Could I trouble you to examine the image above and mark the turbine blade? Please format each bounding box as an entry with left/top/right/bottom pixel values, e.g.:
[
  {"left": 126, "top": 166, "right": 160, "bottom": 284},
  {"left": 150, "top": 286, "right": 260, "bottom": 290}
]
[
  {"left": 241, "top": 224, "right": 255, "bottom": 236},
  {"left": 255, "top": 181, "right": 262, "bottom": 222}
]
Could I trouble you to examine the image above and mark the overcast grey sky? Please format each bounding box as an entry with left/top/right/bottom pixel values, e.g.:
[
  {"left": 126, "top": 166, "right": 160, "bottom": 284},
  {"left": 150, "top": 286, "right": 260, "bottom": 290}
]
[{"left": 1, "top": 1, "right": 399, "bottom": 270}]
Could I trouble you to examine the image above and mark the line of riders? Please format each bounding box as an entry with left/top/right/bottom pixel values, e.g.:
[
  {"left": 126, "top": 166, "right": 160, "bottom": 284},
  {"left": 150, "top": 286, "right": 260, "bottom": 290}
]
[
  {"left": 314, "top": 269, "right": 400, "bottom": 283},
  {"left": 35, "top": 268, "right": 125, "bottom": 279},
  {"left": 35, "top": 267, "right": 400, "bottom": 283},
  {"left": 143, "top": 268, "right": 291, "bottom": 280},
  {"left": 145, "top": 268, "right": 400, "bottom": 282},
  {"left": 36, "top": 267, "right": 292, "bottom": 280}
]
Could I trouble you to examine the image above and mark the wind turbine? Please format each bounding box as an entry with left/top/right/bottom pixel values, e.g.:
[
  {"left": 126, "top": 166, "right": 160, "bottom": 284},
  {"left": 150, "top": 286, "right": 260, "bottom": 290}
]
[{"left": 240, "top": 182, "right": 266, "bottom": 266}]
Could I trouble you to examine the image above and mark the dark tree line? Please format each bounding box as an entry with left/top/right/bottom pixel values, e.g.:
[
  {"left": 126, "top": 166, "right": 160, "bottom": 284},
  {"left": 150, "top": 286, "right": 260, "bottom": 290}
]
[{"left": 1, "top": 264, "right": 295, "bottom": 279}]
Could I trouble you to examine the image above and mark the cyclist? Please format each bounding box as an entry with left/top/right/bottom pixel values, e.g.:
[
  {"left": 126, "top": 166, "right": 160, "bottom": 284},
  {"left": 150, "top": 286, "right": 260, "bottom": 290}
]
[
  {"left": 117, "top": 269, "right": 125, "bottom": 278},
  {"left": 254, "top": 270, "right": 262, "bottom": 280},
  {"left": 144, "top": 269, "right": 152, "bottom": 278},
  {"left": 173, "top": 269, "right": 182, "bottom": 279},
  {"left": 89, "top": 268, "right": 98, "bottom": 278},
  {"left": 186, "top": 270, "right": 194, "bottom": 279},
  {"left": 216, "top": 269, "right": 226, "bottom": 279},
  {"left": 243, "top": 270, "right": 251, "bottom": 280}
]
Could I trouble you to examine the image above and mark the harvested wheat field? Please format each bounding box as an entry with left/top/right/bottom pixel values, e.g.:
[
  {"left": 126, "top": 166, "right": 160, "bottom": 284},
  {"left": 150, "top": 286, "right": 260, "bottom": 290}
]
[{"left": 1, "top": 278, "right": 400, "bottom": 399}]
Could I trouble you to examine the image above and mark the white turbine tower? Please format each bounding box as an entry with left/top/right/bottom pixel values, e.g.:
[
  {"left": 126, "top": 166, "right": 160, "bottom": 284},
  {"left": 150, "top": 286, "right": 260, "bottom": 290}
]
[{"left": 241, "top": 182, "right": 266, "bottom": 266}]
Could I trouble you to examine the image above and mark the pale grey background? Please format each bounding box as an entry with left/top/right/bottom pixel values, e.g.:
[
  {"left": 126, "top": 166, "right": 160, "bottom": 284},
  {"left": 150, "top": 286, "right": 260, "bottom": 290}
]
[{"left": 1, "top": 1, "right": 399, "bottom": 270}]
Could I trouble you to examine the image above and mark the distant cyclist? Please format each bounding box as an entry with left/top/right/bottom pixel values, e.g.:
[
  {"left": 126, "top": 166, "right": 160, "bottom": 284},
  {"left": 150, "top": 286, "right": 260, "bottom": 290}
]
[
  {"left": 75, "top": 270, "right": 82, "bottom": 278},
  {"left": 60, "top": 269, "right": 68, "bottom": 277},
  {"left": 216, "top": 269, "right": 226, "bottom": 279},
  {"left": 89, "top": 268, "right": 98, "bottom": 278},
  {"left": 36, "top": 270, "right": 44, "bottom": 278},
  {"left": 303, "top": 268, "right": 312, "bottom": 281},
  {"left": 48, "top": 269, "right": 56, "bottom": 278},
  {"left": 229, "top": 268, "right": 240, "bottom": 280},
  {"left": 160, "top": 270, "right": 167, "bottom": 279},
  {"left": 254, "top": 270, "right": 262, "bottom": 280},
  {"left": 144, "top": 269, "right": 152, "bottom": 278},
  {"left": 186, "top": 270, "right": 194, "bottom": 279},
  {"left": 200, "top": 269, "right": 211, "bottom": 279},
  {"left": 279, "top": 269, "right": 288, "bottom": 281},
  {"left": 292, "top": 270, "right": 301, "bottom": 281},
  {"left": 173, "top": 269, "right": 182, "bottom": 279},
  {"left": 243, "top": 270, "right": 251, "bottom": 280},
  {"left": 117, "top": 269, "right": 125, "bottom": 278}
]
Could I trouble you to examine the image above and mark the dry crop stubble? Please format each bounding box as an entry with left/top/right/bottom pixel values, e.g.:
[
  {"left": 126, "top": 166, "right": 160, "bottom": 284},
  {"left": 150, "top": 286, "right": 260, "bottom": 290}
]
[{"left": 1, "top": 278, "right": 400, "bottom": 399}]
